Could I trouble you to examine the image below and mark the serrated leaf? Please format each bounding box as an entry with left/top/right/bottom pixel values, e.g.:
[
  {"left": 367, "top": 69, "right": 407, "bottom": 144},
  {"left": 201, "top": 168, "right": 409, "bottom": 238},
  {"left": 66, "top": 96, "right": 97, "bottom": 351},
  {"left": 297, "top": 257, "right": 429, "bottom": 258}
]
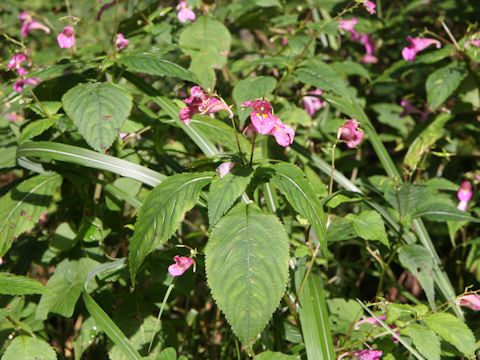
[
  {"left": 129, "top": 172, "right": 214, "bottom": 282},
  {"left": 205, "top": 203, "right": 290, "bottom": 345},
  {"left": 402, "top": 325, "right": 441, "bottom": 360},
  {"left": 398, "top": 244, "right": 435, "bottom": 309},
  {"left": 36, "top": 258, "right": 99, "bottom": 320},
  {"left": 0, "top": 173, "right": 62, "bottom": 257},
  {"left": 117, "top": 54, "right": 198, "bottom": 82},
  {"left": 2, "top": 336, "right": 57, "bottom": 360},
  {"left": 0, "top": 273, "right": 45, "bottom": 295},
  {"left": 347, "top": 210, "right": 389, "bottom": 246},
  {"left": 232, "top": 76, "right": 277, "bottom": 123},
  {"left": 426, "top": 62, "right": 467, "bottom": 110},
  {"left": 423, "top": 313, "right": 476, "bottom": 356},
  {"left": 269, "top": 163, "right": 328, "bottom": 252},
  {"left": 62, "top": 82, "right": 133, "bottom": 152},
  {"left": 19, "top": 118, "right": 55, "bottom": 143}
]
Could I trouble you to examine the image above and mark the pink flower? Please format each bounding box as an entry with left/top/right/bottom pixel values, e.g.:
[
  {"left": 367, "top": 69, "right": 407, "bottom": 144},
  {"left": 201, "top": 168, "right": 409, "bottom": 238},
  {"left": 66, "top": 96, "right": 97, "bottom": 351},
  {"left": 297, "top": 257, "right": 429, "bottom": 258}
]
[
  {"left": 168, "top": 255, "right": 194, "bottom": 277},
  {"left": 216, "top": 162, "right": 235, "bottom": 178},
  {"left": 354, "top": 315, "right": 386, "bottom": 330},
  {"left": 457, "top": 294, "right": 480, "bottom": 310},
  {"left": 57, "top": 26, "right": 75, "bottom": 49},
  {"left": 7, "top": 112, "right": 23, "bottom": 122},
  {"left": 402, "top": 36, "right": 441, "bottom": 62},
  {"left": 457, "top": 180, "right": 473, "bottom": 211},
  {"left": 177, "top": 1, "right": 196, "bottom": 23},
  {"left": 13, "top": 77, "right": 40, "bottom": 92},
  {"left": 303, "top": 89, "right": 325, "bottom": 116},
  {"left": 337, "top": 119, "right": 364, "bottom": 148},
  {"left": 19, "top": 12, "right": 51, "bottom": 37},
  {"left": 178, "top": 86, "right": 232, "bottom": 125},
  {"left": 242, "top": 100, "right": 277, "bottom": 135},
  {"left": 353, "top": 350, "right": 383, "bottom": 360},
  {"left": 467, "top": 39, "right": 480, "bottom": 48},
  {"left": 270, "top": 118, "right": 295, "bottom": 147},
  {"left": 7, "top": 53, "right": 29, "bottom": 72},
  {"left": 116, "top": 33, "right": 129, "bottom": 50},
  {"left": 338, "top": 18, "right": 358, "bottom": 34},
  {"left": 359, "top": 34, "right": 378, "bottom": 64},
  {"left": 363, "top": 1, "right": 376, "bottom": 15}
]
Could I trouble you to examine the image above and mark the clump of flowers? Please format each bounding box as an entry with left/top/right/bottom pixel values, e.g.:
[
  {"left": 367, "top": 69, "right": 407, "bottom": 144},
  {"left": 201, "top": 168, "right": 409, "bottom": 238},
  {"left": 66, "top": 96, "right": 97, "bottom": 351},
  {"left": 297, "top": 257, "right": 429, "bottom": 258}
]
[
  {"left": 402, "top": 36, "right": 441, "bottom": 62},
  {"left": 168, "top": 255, "right": 194, "bottom": 277},
  {"left": 178, "top": 86, "right": 232, "bottom": 125},
  {"left": 363, "top": 1, "right": 376, "bottom": 15},
  {"left": 13, "top": 78, "right": 40, "bottom": 93},
  {"left": 303, "top": 89, "right": 325, "bottom": 116},
  {"left": 19, "top": 11, "right": 50, "bottom": 37},
  {"left": 57, "top": 26, "right": 75, "bottom": 49},
  {"left": 353, "top": 349, "right": 383, "bottom": 360},
  {"left": 7, "top": 53, "right": 30, "bottom": 76},
  {"left": 115, "top": 33, "right": 129, "bottom": 50},
  {"left": 177, "top": 0, "right": 196, "bottom": 23},
  {"left": 457, "top": 180, "right": 473, "bottom": 211},
  {"left": 338, "top": 17, "right": 377, "bottom": 64},
  {"left": 242, "top": 99, "right": 295, "bottom": 147},
  {"left": 337, "top": 119, "right": 364, "bottom": 148}
]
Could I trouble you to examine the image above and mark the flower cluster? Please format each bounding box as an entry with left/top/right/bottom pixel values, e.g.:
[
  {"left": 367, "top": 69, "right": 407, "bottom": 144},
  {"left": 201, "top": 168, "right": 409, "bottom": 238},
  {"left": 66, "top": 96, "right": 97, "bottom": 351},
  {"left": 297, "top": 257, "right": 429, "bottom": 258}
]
[
  {"left": 401, "top": 36, "right": 441, "bottom": 62},
  {"left": 303, "top": 89, "right": 325, "bottom": 116},
  {"left": 19, "top": 11, "right": 50, "bottom": 37},
  {"left": 457, "top": 180, "right": 473, "bottom": 211},
  {"left": 337, "top": 119, "right": 364, "bottom": 148},
  {"left": 177, "top": 1, "right": 196, "bottom": 23},
  {"left": 242, "top": 99, "right": 295, "bottom": 147},
  {"left": 339, "top": 17, "right": 377, "bottom": 64},
  {"left": 6, "top": 52, "right": 40, "bottom": 93}
]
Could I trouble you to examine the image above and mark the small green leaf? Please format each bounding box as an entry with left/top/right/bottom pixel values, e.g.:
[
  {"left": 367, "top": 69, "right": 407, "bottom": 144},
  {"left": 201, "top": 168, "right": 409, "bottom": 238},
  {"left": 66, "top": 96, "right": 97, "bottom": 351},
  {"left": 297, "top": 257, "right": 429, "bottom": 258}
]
[
  {"left": 2, "top": 336, "right": 57, "bottom": 360},
  {"left": 423, "top": 313, "right": 476, "bottom": 356},
  {"left": 205, "top": 203, "right": 290, "bottom": 346},
  {"left": 402, "top": 325, "right": 441, "bottom": 360},
  {"left": 426, "top": 62, "right": 467, "bottom": 110},
  {"left": 347, "top": 210, "right": 389, "bottom": 246},
  {"left": 129, "top": 172, "right": 214, "bottom": 282},
  {"left": 19, "top": 118, "right": 55, "bottom": 143},
  {"left": 294, "top": 59, "right": 350, "bottom": 96},
  {"left": 208, "top": 166, "right": 254, "bottom": 225},
  {"left": 0, "top": 273, "right": 45, "bottom": 295},
  {"left": 62, "top": 82, "right": 133, "bottom": 152}
]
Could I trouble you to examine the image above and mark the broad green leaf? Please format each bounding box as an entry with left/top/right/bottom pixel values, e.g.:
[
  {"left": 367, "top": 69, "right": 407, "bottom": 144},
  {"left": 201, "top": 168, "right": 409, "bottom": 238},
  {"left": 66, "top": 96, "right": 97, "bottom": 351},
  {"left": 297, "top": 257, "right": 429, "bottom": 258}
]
[
  {"left": 62, "top": 82, "right": 133, "bottom": 152},
  {"left": 398, "top": 244, "right": 435, "bottom": 309},
  {"left": 346, "top": 210, "right": 389, "bottom": 246},
  {"left": 294, "top": 59, "right": 350, "bottom": 96},
  {"left": 0, "top": 147, "right": 16, "bottom": 169},
  {"left": 423, "top": 313, "right": 475, "bottom": 356},
  {"left": 117, "top": 54, "right": 198, "bottom": 82},
  {"left": 208, "top": 166, "right": 254, "bottom": 225},
  {"left": 129, "top": 172, "right": 214, "bottom": 282},
  {"left": 254, "top": 351, "right": 299, "bottom": 360},
  {"left": 402, "top": 325, "right": 441, "bottom": 360},
  {"left": 269, "top": 163, "right": 328, "bottom": 252},
  {"left": 404, "top": 113, "right": 452, "bottom": 171},
  {"left": 74, "top": 317, "right": 100, "bottom": 360},
  {"left": 426, "top": 62, "right": 467, "bottom": 110},
  {"left": 179, "top": 16, "right": 231, "bottom": 89},
  {"left": 327, "top": 298, "right": 362, "bottom": 334},
  {"left": 19, "top": 118, "right": 55, "bottom": 143},
  {"left": 0, "top": 273, "right": 44, "bottom": 295},
  {"left": 232, "top": 76, "right": 277, "bottom": 123},
  {"left": 2, "top": 336, "right": 57, "bottom": 360},
  {"left": 36, "top": 258, "right": 99, "bottom": 320},
  {"left": 0, "top": 172, "right": 62, "bottom": 256},
  {"left": 205, "top": 203, "right": 290, "bottom": 346}
]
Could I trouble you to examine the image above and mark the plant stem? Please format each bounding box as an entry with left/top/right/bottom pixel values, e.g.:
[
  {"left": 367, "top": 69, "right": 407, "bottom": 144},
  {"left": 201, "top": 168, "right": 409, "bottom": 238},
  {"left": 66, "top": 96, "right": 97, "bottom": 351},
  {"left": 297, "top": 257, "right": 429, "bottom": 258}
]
[
  {"left": 249, "top": 132, "right": 257, "bottom": 166},
  {"left": 148, "top": 279, "right": 174, "bottom": 353},
  {"left": 229, "top": 116, "right": 246, "bottom": 165}
]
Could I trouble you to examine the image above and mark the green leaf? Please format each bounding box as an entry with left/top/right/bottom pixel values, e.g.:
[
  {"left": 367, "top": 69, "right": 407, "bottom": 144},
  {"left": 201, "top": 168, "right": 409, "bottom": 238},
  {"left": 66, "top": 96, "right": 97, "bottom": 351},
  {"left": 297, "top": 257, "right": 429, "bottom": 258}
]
[
  {"left": 129, "top": 172, "right": 214, "bottom": 282},
  {"left": 269, "top": 163, "right": 328, "bottom": 253},
  {"left": 0, "top": 273, "right": 45, "bottom": 295},
  {"left": 19, "top": 118, "right": 55, "bottom": 143},
  {"left": 205, "top": 203, "right": 290, "bottom": 346},
  {"left": 2, "top": 336, "right": 57, "bottom": 360},
  {"left": 346, "top": 210, "right": 389, "bottom": 246},
  {"left": 423, "top": 313, "right": 476, "bottom": 356},
  {"left": 426, "top": 62, "right": 467, "bottom": 110},
  {"left": 404, "top": 113, "right": 452, "bottom": 171},
  {"left": 62, "top": 82, "right": 133, "bottom": 152},
  {"left": 179, "top": 16, "right": 231, "bottom": 89},
  {"left": 294, "top": 59, "right": 350, "bottom": 96},
  {"left": 254, "top": 351, "right": 299, "bottom": 360},
  {"left": 117, "top": 54, "right": 198, "bottom": 82},
  {"left": 208, "top": 166, "right": 254, "bottom": 225},
  {"left": 36, "top": 258, "right": 99, "bottom": 320},
  {"left": 327, "top": 298, "right": 362, "bottom": 334},
  {"left": 397, "top": 244, "right": 435, "bottom": 310},
  {"left": 0, "top": 146, "right": 16, "bottom": 169},
  {"left": 232, "top": 76, "right": 277, "bottom": 123},
  {"left": 0, "top": 172, "right": 62, "bottom": 257},
  {"left": 402, "top": 325, "right": 441, "bottom": 360}
]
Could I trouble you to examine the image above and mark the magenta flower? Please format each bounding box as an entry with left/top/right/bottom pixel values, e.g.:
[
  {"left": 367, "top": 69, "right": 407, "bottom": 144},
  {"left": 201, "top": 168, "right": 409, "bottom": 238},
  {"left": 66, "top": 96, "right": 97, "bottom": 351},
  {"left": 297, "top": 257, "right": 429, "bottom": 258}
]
[
  {"left": 19, "top": 12, "right": 50, "bottom": 37},
  {"left": 337, "top": 119, "right": 364, "bottom": 148},
  {"left": 242, "top": 100, "right": 278, "bottom": 135},
  {"left": 457, "top": 180, "right": 473, "bottom": 211},
  {"left": 354, "top": 315, "right": 386, "bottom": 330},
  {"left": 466, "top": 39, "right": 480, "bottom": 48},
  {"left": 168, "top": 255, "right": 194, "bottom": 277},
  {"left": 359, "top": 34, "right": 378, "bottom": 64},
  {"left": 115, "top": 33, "right": 129, "bottom": 50},
  {"left": 402, "top": 36, "right": 441, "bottom": 62},
  {"left": 57, "top": 26, "right": 75, "bottom": 49},
  {"left": 216, "top": 162, "right": 236, "bottom": 178},
  {"left": 179, "top": 86, "right": 232, "bottom": 125},
  {"left": 353, "top": 350, "right": 383, "bottom": 360},
  {"left": 7, "top": 53, "right": 29, "bottom": 71},
  {"left": 270, "top": 118, "right": 295, "bottom": 147},
  {"left": 177, "top": 1, "right": 196, "bottom": 23},
  {"left": 7, "top": 112, "right": 22, "bottom": 122},
  {"left": 338, "top": 18, "right": 358, "bottom": 34},
  {"left": 13, "top": 77, "right": 40, "bottom": 93},
  {"left": 303, "top": 89, "right": 325, "bottom": 116},
  {"left": 363, "top": 1, "right": 376, "bottom": 15},
  {"left": 456, "top": 294, "right": 480, "bottom": 311}
]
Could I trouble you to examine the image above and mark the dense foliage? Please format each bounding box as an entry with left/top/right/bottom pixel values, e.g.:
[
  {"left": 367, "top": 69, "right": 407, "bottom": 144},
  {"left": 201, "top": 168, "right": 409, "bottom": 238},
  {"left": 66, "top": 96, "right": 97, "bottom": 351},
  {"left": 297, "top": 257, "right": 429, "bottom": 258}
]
[{"left": 1, "top": 0, "right": 480, "bottom": 359}]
